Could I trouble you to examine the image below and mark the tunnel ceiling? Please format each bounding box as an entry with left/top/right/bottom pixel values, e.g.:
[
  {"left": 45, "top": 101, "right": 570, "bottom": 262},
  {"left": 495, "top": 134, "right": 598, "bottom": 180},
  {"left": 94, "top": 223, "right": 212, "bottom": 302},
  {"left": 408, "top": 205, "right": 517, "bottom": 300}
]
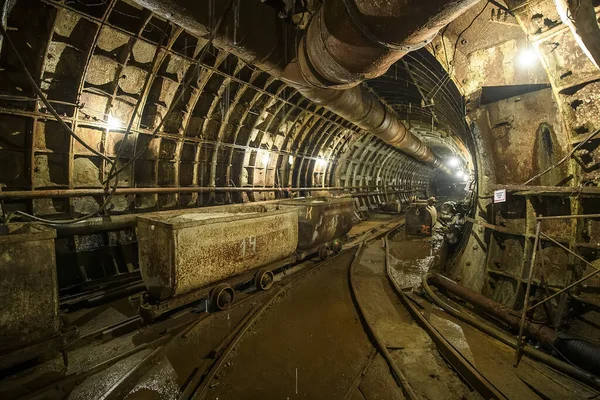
[
  {"left": 0, "top": 0, "right": 444, "bottom": 221},
  {"left": 367, "top": 49, "right": 469, "bottom": 160}
]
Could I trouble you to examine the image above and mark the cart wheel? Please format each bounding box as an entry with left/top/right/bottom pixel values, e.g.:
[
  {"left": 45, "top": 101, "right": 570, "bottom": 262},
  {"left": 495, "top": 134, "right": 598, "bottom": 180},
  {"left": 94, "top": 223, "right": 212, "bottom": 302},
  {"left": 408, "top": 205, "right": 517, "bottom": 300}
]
[
  {"left": 318, "top": 245, "right": 329, "bottom": 260},
  {"left": 254, "top": 268, "right": 274, "bottom": 291},
  {"left": 211, "top": 283, "right": 235, "bottom": 311},
  {"left": 331, "top": 239, "right": 343, "bottom": 254}
]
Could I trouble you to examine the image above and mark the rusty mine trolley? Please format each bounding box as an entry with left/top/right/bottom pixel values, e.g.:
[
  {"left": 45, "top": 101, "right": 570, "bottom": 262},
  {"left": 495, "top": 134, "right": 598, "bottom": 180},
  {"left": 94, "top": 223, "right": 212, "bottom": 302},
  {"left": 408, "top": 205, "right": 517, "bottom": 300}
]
[{"left": 133, "top": 197, "right": 355, "bottom": 321}]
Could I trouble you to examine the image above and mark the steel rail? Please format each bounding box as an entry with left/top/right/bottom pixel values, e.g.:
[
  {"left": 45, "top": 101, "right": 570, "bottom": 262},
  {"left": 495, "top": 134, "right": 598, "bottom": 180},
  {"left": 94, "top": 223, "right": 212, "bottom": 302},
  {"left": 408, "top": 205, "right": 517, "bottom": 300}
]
[
  {"left": 383, "top": 226, "right": 507, "bottom": 399},
  {"left": 184, "top": 218, "right": 407, "bottom": 399},
  {"left": 342, "top": 348, "right": 378, "bottom": 400},
  {"left": 15, "top": 216, "right": 405, "bottom": 399},
  {"left": 422, "top": 275, "right": 600, "bottom": 391},
  {"left": 347, "top": 229, "right": 418, "bottom": 400}
]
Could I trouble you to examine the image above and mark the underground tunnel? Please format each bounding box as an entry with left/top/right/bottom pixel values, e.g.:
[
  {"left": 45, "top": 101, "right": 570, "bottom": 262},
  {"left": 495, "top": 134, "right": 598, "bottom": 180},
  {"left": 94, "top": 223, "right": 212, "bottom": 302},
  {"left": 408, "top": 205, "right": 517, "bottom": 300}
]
[{"left": 0, "top": 0, "right": 599, "bottom": 398}]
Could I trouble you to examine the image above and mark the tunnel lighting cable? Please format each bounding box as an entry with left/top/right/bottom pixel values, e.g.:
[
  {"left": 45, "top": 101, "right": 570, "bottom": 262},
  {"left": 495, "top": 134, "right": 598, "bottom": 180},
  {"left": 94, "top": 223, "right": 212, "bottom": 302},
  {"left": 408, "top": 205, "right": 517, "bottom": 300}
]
[
  {"left": 0, "top": 15, "right": 165, "bottom": 225},
  {"left": 522, "top": 128, "right": 600, "bottom": 185},
  {"left": 2, "top": 3, "right": 232, "bottom": 226},
  {"left": 449, "top": 1, "right": 490, "bottom": 75},
  {"left": 103, "top": 3, "right": 233, "bottom": 185},
  {"left": 0, "top": 23, "right": 112, "bottom": 165}
]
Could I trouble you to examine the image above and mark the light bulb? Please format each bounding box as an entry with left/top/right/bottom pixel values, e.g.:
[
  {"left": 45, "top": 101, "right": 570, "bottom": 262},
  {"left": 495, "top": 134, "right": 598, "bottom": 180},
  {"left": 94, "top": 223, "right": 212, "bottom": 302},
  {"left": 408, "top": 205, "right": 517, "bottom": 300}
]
[
  {"left": 107, "top": 113, "right": 121, "bottom": 130},
  {"left": 447, "top": 157, "right": 459, "bottom": 168},
  {"left": 518, "top": 48, "right": 538, "bottom": 68},
  {"left": 261, "top": 151, "right": 270, "bottom": 166}
]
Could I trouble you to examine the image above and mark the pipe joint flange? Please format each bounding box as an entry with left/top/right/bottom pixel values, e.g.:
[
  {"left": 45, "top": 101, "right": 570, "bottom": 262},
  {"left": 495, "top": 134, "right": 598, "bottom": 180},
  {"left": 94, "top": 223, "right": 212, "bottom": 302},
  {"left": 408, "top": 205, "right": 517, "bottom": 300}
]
[
  {"left": 298, "top": 15, "right": 361, "bottom": 90},
  {"left": 387, "top": 130, "right": 409, "bottom": 147},
  {"left": 370, "top": 110, "right": 395, "bottom": 136}
]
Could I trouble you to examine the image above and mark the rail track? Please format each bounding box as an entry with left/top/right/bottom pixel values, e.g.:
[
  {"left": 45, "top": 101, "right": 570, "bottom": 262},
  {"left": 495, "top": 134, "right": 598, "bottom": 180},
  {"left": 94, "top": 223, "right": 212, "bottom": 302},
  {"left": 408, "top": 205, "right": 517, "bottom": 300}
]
[
  {"left": 4, "top": 217, "right": 404, "bottom": 400},
  {"left": 346, "top": 224, "right": 508, "bottom": 400},
  {"left": 176, "top": 218, "right": 405, "bottom": 400}
]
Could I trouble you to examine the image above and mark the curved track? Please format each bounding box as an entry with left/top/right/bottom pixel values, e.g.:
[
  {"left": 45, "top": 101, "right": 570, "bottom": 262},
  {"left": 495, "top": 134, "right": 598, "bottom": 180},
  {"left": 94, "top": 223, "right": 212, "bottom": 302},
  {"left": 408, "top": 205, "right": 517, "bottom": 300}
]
[
  {"left": 347, "top": 227, "right": 499, "bottom": 400},
  {"left": 1, "top": 218, "right": 404, "bottom": 400},
  {"left": 4, "top": 217, "right": 515, "bottom": 400}
]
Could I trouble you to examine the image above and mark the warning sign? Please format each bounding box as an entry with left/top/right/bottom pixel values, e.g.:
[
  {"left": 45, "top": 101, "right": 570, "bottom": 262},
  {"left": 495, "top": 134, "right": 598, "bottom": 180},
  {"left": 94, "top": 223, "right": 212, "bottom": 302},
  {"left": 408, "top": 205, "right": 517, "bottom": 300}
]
[{"left": 493, "top": 189, "right": 507, "bottom": 203}]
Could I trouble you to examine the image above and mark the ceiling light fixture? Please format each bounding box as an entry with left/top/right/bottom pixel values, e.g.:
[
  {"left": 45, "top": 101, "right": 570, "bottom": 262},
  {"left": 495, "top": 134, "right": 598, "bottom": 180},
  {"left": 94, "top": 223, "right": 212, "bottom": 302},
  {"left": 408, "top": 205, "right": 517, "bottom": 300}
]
[
  {"left": 107, "top": 113, "right": 121, "bottom": 130},
  {"left": 261, "top": 151, "right": 270, "bottom": 166},
  {"left": 447, "top": 157, "right": 459, "bottom": 168},
  {"left": 517, "top": 47, "right": 538, "bottom": 68}
]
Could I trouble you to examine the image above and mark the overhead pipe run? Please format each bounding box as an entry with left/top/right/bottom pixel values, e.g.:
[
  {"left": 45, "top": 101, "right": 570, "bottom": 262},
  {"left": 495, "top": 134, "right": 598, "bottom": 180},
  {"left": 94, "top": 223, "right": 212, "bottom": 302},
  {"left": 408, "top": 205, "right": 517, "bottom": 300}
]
[
  {"left": 133, "top": 0, "right": 478, "bottom": 170},
  {"left": 282, "top": 0, "right": 478, "bottom": 169},
  {"left": 295, "top": 85, "right": 437, "bottom": 164},
  {"left": 291, "top": 0, "right": 480, "bottom": 89}
]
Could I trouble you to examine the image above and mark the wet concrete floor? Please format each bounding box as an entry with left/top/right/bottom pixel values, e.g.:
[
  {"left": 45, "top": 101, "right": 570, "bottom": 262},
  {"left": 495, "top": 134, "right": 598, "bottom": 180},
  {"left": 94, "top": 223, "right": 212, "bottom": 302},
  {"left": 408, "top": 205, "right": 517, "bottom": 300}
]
[
  {"left": 207, "top": 250, "right": 375, "bottom": 399},
  {"left": 354, "top": 240, "right": 479, "bottom": 400},
  {"left": 4, "top": 217, "right": 599, "bottom": 399}
]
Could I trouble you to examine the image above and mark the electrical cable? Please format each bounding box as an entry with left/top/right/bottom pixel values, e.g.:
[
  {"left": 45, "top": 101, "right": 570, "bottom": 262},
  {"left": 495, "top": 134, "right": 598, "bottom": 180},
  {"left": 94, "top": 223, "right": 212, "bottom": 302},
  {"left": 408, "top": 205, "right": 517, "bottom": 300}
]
[
  {"left": 101, "top": 25, "right": 169, "bottom": 199},
  {"left": 447, "top": 1, "right": 490, "bottom": 77},
  {"left": 1, "top": 15, "right": 162, "bottom": 225},
  {"left": 1, "top": 3, "right": 232, "bottom": 226},
  {"left": 0, "top": 23, "right": 113, "bottom": 165},
  {"left": 103, "top": 2, "right": 233, "bottom": 185}
]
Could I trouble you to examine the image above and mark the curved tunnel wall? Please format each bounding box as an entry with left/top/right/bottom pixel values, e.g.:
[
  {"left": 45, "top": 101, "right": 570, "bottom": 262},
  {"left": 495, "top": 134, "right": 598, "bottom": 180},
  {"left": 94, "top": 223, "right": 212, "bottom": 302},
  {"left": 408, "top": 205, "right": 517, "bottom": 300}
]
[
  {"left": 431, "top": 0, "right": 600, "bottom": 311},
  {"left": 0, "top": 0, "right": 435, "bottom": 221}
]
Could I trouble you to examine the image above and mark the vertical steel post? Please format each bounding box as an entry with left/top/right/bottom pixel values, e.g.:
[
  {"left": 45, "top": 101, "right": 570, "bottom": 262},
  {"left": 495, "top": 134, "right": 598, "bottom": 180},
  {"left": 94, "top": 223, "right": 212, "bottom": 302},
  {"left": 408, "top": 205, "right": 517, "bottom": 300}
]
[{"left": 515, "top": 219, "right": 541, "bottom": 367}]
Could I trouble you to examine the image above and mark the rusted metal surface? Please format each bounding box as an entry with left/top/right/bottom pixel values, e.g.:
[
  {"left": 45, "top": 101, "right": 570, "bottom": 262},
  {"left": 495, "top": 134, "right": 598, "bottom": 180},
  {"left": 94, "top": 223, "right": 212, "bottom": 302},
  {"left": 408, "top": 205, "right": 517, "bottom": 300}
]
[
  {"left": 481, "top": 88, "right": 568, "bottom": 185},
  {"left": 279, "top": 197, "right": 354, "bottom": 251},
  {"left": 553, "top": 0, "right": 600, "bottom": 70},
  {"left": 133, "top": 0, "right": 295, "bottom": 75},
  {"left": 0, "top": 223, "right": 60, "bottom": 353},
  {"left": 295, "top": 85, "right": 439, "bottom": 164},
  {"left": 283, "top": 0, "right": 479, "bottom": 166},
  {"left": 405, "top": 204, "right": 436, "bottom": 236},
  {"left": 132, "top": 0, "right": 471, "bottom": 167},
  {"left": 294, "top": 0, "right": 480, "bottom": 89},
  {"left": 429, "top": 274, "right": 558, "bottom": 344},
  {"left": 384, "top": 230, "right": 507, "bottom": 399},
  {"left": 0, "top": 0, "right": 437, "bottom": 222},
  {"left": 137, "top": 207, "right": 298, "bottom": 300}
]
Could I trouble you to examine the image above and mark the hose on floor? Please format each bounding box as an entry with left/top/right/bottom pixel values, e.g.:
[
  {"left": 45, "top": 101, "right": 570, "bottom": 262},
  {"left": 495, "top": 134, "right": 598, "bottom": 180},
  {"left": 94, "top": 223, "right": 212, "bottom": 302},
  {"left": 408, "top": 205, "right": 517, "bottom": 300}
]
[{"left": 422, "top": 274, "right": 600, "bottom": 391}]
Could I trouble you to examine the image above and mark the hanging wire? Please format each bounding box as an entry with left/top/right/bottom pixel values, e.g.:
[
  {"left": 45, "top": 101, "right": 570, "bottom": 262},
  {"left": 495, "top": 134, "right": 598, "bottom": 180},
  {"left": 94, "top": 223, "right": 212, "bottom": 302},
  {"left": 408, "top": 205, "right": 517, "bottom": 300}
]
[
  {"left": 0, "top": 23, "right": 113, "bottom": 164},
  {"left": 522, "top": 128, "right": 600, "bottom": 185},
  {"left": 66, "top": 0, "right": 109, "bottom": 7},
  {"left": 449, "top": 1, "right": 490, "bottom": 75},
  {"left": 103, "top": 2, "right": 234, "bottom": 185},
  {"left": 1, "top": 24, "right": 167, "bottom": 225},
  {"left": 3, "top": 2, "right": 234, "bottom": 225}
]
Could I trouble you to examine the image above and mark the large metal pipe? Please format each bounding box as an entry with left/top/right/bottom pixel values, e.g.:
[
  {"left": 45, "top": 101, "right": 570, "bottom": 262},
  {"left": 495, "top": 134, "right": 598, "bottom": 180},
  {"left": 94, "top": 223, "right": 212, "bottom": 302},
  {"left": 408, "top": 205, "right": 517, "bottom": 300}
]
[
  {"left": 429, "top": 274, "right": 557, "bottom": 344},
  {"left": 292, "top": 0, "right": 480, "bottom": 89},
  {"left": 132, "top": 0, "right": 476, "bottom": 168},
  {"left": 429, "top": 273, "right": 600, "bottom": 377},
  {"left": 131, "top": 0, "right": 295, "bottom": 74},
  {"left": 294, "top": 84, "right": 437, "bottom": 164}
]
